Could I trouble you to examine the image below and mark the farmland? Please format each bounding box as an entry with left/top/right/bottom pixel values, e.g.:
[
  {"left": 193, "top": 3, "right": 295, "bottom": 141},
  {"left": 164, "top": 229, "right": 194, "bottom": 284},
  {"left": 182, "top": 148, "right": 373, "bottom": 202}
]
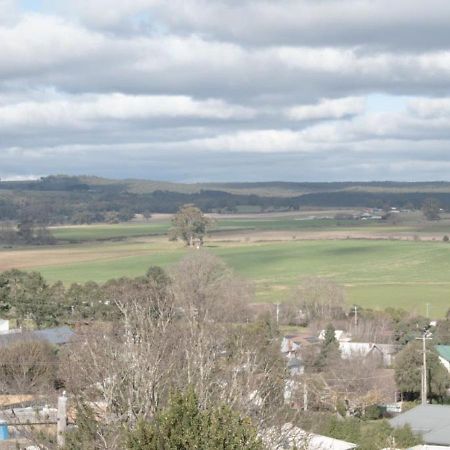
[
  {"left": 49, "top": 210, "right": 443, "bottom": 243},
  {"left": 1, "top": 233, "right": 450, "bottom": 317}
]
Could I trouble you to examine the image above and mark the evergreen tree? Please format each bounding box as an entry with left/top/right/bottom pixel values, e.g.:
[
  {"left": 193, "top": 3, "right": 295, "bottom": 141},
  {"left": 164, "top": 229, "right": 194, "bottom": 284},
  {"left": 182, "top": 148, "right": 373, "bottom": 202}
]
[
  {"left": 394, "top": 341, "right": 450, "bottom": 402},
  {"left": 316, "top": 323, "right": 340, "bottom": 370},
  {"left": 126, "top": 389, "right": 263, "bottom": 450}
]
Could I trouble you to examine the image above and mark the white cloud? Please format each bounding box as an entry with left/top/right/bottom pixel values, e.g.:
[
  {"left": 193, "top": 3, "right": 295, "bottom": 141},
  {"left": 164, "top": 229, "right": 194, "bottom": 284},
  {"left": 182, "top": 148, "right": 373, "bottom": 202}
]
[
  {"left": 408, "top": 97, "right": 450, "bottom": 118},
  {"left": 0, "top": 14, "right": 110, "bottom": 77},
  {"left": 65, "top": 0, "right": 450, "bottom": 51},
  {"left": 3, "top": 15, "right": 450, "bottom": 100},
  {"left": 287, "top": 97, "right": 366, "bottom": 121},
  {"left": 0, "top": 93, "right": 255, "bottom": 129},
  {"left": 2, "top": 1, "right": 450, "bottom": 180}
]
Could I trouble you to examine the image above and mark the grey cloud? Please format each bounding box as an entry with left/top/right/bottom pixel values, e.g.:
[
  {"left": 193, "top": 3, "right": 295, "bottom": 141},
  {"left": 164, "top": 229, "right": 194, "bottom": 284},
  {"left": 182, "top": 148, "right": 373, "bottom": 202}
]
[
  {"left": 62, "top": 0, "right": 450, "bottom": 51},
  {"left": 1, "top": 2, "right": 450, "bottom": 181}
]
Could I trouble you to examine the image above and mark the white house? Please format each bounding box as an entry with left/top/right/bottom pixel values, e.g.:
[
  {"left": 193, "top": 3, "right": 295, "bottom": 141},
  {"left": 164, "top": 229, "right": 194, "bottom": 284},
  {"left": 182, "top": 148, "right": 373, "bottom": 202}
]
[
  {"left": 339, "top": 342, "right": 397, "bottom": 366},
  {"left": 0, "top": 320, "right": 9, "bottom": 334},
  {"left": 281, "top": 335, "right": 302, "bottom": 358},
  {"left": 318, "top": 329, "right": 351, "bottom": 342}
]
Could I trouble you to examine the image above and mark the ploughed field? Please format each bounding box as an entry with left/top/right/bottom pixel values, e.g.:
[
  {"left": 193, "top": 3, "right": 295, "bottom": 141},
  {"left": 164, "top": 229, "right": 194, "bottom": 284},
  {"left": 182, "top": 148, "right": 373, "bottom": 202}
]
[{"left": 1, "top": 234, "right": 450, "bottom": 317}]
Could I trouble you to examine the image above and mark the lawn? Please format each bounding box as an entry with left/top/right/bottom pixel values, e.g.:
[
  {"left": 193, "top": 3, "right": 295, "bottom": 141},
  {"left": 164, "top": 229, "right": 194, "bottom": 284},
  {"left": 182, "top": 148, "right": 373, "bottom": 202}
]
[{"left": 3, "top": 239, "right": 449, "bottom": 317}]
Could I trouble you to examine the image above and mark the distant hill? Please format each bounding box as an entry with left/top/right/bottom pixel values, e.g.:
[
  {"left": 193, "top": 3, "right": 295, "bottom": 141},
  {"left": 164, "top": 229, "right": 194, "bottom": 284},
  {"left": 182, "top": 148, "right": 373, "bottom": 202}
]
[
  {"left": 79, "top": 176, "right": 450, "bottom": 196},
  {"left": 2, "top": 175, "right": 450, "bottom": 225}
]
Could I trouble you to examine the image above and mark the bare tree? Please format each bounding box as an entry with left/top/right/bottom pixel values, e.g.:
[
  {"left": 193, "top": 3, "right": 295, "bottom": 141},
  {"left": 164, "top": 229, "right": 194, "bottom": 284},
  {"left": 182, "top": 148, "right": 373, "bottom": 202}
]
[
  {"left": 0, "top": 338, "right": 57, "bottom": 394},
  {"left": 60, "top": 279, "right": 179, "bottom": 449},
  {"left": 61, "top": 254, "right": 288, "bottom": 447},
  {"left": 293, "top": 277, "right": 346, "bottom": 324},
  {"left": 170, "top": 252, "right": 254, "bottom": 405}
]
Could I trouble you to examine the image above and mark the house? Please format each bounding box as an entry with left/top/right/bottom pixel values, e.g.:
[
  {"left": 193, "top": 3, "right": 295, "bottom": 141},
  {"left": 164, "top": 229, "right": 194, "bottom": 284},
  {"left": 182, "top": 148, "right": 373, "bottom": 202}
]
[
  {"left": 287, "top": 357, "right": 304, "bottom": 376},
  {"left": 281, "top": 334, "right": 319, "bottom": 358},
  {"left": 0, "top": 320, "right": 9, "bottom": 335},
  {"left": 318, "top": 329, "right": 351, "bottom": 342},
  {"left": 436, "top": 345, "right": 450, "bottom": 373},
  {"left": 390, "top": 404, "right": 450, "bottom": 447},
  {"left": 281, "top": 336, "right": 302, "bottom": 358},
  {"left": 339, "top": 342, "right": 397, "bottom": 366},
  {"left": 263, "top": 423, "right": 357, "bottom": 450},
  {"left": 0, "top": 326, "right": 74, "bottom": 347}
]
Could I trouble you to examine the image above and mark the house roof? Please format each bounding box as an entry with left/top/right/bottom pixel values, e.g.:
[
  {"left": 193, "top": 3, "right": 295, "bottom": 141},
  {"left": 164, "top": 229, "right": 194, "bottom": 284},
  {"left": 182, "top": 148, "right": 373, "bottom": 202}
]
[
  {"left": 408, "top": 446, "right": 450, "bottom": 450},
  {"left": 436, "top": 345, "right": 450, "bottom": 362},
  {"left": 390, "top": 405, "right": 450, "bottom": 446},
  {"left": 263, "top": 424, "right": 357, "bottom": 450},
  {"left": 0, "top": 326, "right": 74, "bottom": 346},
  {"left": 287, "top": 358, "right": 302, "bottom": 369},
  {"left": 32, "top": 326, "right": 74, "bottom": 345}
]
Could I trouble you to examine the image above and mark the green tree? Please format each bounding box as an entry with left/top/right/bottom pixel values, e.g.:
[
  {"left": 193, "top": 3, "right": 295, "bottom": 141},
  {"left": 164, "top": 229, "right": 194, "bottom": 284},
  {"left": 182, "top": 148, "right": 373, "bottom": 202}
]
[
  {"left": 434, "top": 319, "right": 450, "bottom": 345},
  {"left": 0, "top": 269, "right": 61, "bottom": 327},
  {"left": 394, "top": 341, "right": 449, "bottom": 402},
  {"left": 64, "top": 403, "right": 102, "bottom": 450},
  {"left": 422, "top": 198, "right": 441, "bottom": 220},
  {"left": 318, "top": 416, "right": 421, "bottom": 450},
  {"left": 169, "top": 204, "right": 212, "bottom": 247},
  {"left": 316, "top": 323, "right": 340, "bottom": 370},
  {"left": 146, "top": 266, "right": 171, "bottom": 289},
  {"left": 125, "top": 389, "right": 263, "bottom": 450}
]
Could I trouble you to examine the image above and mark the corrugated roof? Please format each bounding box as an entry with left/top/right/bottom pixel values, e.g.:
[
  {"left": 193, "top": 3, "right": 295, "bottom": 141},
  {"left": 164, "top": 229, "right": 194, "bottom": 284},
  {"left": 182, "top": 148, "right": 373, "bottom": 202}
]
[
  {"left": 390, "top": 405, "right": 450, "bottom": 446},
  {"left": 0, "top": 326, "right": 74, "bottom": 346},
  {"left": 436, "top": 345, "right": 450, "bottom": 362},
  {"left": 33, "top": 326, "right": 74, "bottom": 345}
]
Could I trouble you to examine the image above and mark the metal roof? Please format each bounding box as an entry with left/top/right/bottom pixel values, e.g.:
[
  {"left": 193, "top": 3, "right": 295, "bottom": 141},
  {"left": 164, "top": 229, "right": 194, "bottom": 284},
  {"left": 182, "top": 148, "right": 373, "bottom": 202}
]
[
  {"left": 32, "top": 326, "right": 74, "bottom": 345},
  {"left": 436, "top": 345, "right": 450, "bottom": 362},
  {"left": 390, "top": 405, "right": 450, "bottom": 446},
  {"left": 0, "top": 326, "right": 74, "bottom": 346}
]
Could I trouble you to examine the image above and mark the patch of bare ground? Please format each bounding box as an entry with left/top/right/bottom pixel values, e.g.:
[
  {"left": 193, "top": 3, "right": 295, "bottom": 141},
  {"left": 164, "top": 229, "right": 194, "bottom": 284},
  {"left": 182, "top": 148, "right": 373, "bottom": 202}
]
[
  {"left": 0, "top": 241, "right": 169, "bottom": 272},
  {"left": 206, "top": 209, "right": 360, "bottom": 220},
  {"left": 207, "top": 229, "right": 445, "bottom": 242}
]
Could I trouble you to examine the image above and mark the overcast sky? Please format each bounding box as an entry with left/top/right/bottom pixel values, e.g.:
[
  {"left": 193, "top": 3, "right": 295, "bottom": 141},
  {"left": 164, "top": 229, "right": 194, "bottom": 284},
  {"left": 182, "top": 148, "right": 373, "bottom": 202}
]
[{"left": 2, "top": 0, "right": 450, "bottom": 182}]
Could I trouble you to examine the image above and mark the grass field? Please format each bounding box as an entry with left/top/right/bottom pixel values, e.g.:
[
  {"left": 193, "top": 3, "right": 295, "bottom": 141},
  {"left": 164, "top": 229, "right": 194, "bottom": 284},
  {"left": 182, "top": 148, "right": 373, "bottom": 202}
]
[
  {"left": 50, "top": 216, "right": 418, "bottom": 243},
  {"left": 50, "top": 222, "right": 171, "bottom": 242},
  {"left": 1, "top": 238, "right": 449, "bottom": 317}
]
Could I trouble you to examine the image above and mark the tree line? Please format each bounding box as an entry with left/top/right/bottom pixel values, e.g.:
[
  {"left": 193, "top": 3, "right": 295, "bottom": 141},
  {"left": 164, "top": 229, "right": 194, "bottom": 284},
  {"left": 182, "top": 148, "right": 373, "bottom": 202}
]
[{"left": 2, "top": 176, "right": 450, "bottom": 228}]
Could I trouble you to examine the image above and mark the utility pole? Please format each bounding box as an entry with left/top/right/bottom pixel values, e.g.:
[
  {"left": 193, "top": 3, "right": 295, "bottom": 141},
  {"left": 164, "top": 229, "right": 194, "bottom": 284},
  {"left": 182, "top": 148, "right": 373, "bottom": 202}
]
[
  {"left": 57, "top": 392, "right": 67, "bottom": 448},
  {"left": 353, "top": 305, "right": 358, "bottom": 329},
  {"left": 421, "top": 332, "right": 427, "bottom": 405},
  {"left": 275, "top": 303, "right": 280, "bottom": 325},
  {"left": 416, "top": 331, "right": 432, "bottom": 405},
  {"left": 303, "top": 382, "right": 308, "bottom": 411}
]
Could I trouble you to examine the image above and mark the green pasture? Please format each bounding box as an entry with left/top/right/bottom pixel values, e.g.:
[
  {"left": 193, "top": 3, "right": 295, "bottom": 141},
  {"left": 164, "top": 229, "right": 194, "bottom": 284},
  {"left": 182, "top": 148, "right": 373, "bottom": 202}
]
[
  {"left": 50, "top": 217, "right": 411, "bottom": 243},
  {"left": 50, "top": 222, "right": 170, "bottom": 242},
  {"left": 31, "top": 239, "right": 450, "bottom": 317}
]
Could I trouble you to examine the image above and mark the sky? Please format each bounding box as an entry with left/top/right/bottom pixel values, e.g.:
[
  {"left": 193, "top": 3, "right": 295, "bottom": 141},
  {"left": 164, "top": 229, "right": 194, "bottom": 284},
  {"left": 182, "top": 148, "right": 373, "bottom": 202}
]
[{"left": 2, "top": 1, "right": 450, "bottom": 182}]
